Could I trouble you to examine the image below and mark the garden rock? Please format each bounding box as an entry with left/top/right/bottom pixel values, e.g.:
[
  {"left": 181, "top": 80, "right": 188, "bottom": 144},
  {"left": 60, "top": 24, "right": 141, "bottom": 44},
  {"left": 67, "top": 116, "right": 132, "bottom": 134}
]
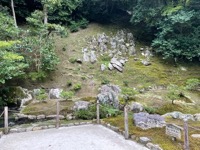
[
  {"left": 194, "top": 114, "right": 200, "bottom": 121},
  {"left": 141, "top": 60, "right": 151, "bottom": 66},
  {"left": 134, "top": 112, "right": 165, "bottom": 130},
  {"left": 83, "top": 51, "right": 90, "bottom": 62},
  {"left": 146, "top": 143, "right": 163, "bottom": 150},
  {"left": 108, "top": 63, "right": 114, "bottom": 70},
  {"left": 163, "top": 111, "right": 195, "bottom": 121},
  {"left": 101, "top": 64, "right": 107, "bottom": 71},
  {"left": 97, "top": 84, "right": 121, "bottom": 108},
  {"left": 90, "top": 51, "right": 97, "bottom": 63},
  {"left": 49, "top": 88, "right": 63, "bottom": 99},
  {"left": 73, "top": 101, "right": 90, "bottom": 111},
  {"left": 37, "top": 115, "right": 45, "bottom": 120},
  {"left": 66, "top": 113, "right": 73, "bottom": 120},
  {"left": 27, "top": 115, "right": 36, "bottom": 120},
  {"left": 139, "top": 137, "right": 151, "bottom": 145},
  {"left": 191, "top": 134, "right": 200, "bottom": 138},
  {"left": 129, "top": 102, "right": 144, "bottom": 113},
  {"left": 46, "top": 115, "right": 65, "bottom": 119}
]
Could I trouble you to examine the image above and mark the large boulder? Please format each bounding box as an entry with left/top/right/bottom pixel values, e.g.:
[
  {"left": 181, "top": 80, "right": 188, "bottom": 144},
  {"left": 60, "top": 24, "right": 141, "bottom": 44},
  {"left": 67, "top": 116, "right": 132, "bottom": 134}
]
[
  {"left": 101, "top": 64, "right": 107, "bottom": 71},
  {"left": 49, "top": 88, "right": 63, "bottom": 99},
  {"left": 163, "top": 111, "right": 195, "bottom": 121},
  {"left": 134, "top": 112, "right": 166, "bottom": 130},
  {"left": 97, "top": 84, "right": 121, "bottom": 108},
  {"left": 73, "top": 101, "right": 90, "bottom": 111},
  {"left": 194, "top": 114, "right": 200, "bottom": 121},
  {"left": 129, "top": 102, "right": 144, "bottom": 113},
  {"left": 90, "top": 51, "right": 97, "bottom": 63}
]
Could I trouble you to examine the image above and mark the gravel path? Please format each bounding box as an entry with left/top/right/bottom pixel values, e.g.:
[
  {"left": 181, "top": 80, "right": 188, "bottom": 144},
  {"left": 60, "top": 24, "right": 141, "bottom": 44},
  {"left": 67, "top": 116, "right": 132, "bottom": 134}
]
[{"left": 0, "top": 124, "right": 149, "bottom": 150}]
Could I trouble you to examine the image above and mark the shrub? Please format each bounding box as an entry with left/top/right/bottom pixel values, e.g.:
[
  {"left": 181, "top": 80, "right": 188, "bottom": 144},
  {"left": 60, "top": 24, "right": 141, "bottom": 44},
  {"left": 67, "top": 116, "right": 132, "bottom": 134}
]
[
  {"left": 69, "top": 21, "right": 79, "bottom": 32},
  {"left": 60, "top": 91, "right": 74, "bottom": 100},
  {"left": 123, "top": 80, "right": 129, "bottom": 87},
  {"left": 75, "top": 104, "right": 121, "bottom": 120},
  {"left": 144, "top": 106, "right": 157, "bottom": 114},
  {"left": 122, "top": 87, "right": 138, "bottom": 98},
  {"left": 36, "top": 89, "right": 48, "bottom": 101},
  {"left": 69, "top": 57, "right": 77, "bottom": 64},
  {"left": 66, "top": 81, "right": 72, "bottom": 87},
  {"left": 185, "top": 78, "right": 200, "bottom": 90},
  {"left": 28, "top": 71, "right": 47, "bottom": 81},
  {"left": 72, "top": 83, "right": 82, "bottom": 91},
  {"left": 79, "top": 18, "right": 89, "bottom": 29},
  {"left": 101, "top": 77, "right": 110, "bottom": 85}
]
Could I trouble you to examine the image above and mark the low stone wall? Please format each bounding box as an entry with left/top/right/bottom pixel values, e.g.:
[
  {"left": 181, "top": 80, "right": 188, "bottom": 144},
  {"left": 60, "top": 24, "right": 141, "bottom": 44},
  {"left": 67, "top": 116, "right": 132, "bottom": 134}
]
[
  {"left": 100, "top": 120, "right": 163, "bottom": 150},
  {"left": 15, "top": 113, "right": 74, "bottom": 121}
]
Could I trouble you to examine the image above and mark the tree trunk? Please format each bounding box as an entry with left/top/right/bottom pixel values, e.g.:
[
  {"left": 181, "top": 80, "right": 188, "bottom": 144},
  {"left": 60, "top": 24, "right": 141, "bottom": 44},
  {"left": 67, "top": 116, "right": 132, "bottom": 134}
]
[
  {"left": 11, "top": 0, "right": 18, "bottom": 28},
  {"left": 43, "top": 4, "right": 48, "bottom": 24}
]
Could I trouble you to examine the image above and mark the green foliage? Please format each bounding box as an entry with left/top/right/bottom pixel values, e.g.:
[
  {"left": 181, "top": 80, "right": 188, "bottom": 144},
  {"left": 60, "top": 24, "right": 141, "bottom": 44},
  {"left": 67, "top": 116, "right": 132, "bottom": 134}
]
[
  {"left": 28, "top": 71, "right": 47, "bottom": 81},
  {"left": 60, "top": 91, "right": 74, "bottom": 100},
  {"left": 123, "top": 80, "right": 129, "bottom": 87},
  {"left": 101, "top": 77, "right": 110, "bottom": 85},
  {"left": 75, "top": 104, "right": 121, "bottom": 120},
  {"left": 69, "top": 57, "right": 77, "bottom": 64},
  {"left": 72, "top": 83, "right": 82, "bottom": 91},
  {"left": 185, "top": 78, "right": 200, "bottom": 90},
  {"left": 66, "top": 81, "right": 72, "bottom": 87},
  {"left": 69, "top": 21, "right": 79, "bottom": 32},
  {"left": 0, "top": 41, "right": 28, "bottom": 84},
  {"left": 144, "top": 106, "right": 157, "bottom": 114},
  {"left": 36, "top": 89, "right": 48, "bottom": 101},
  {"left": 121, "top": 87, "right": 138, "bottom": 98},
  {"left": 167, "top": 84, "right": 182, "bottom": 104},
  {"left": 0, "top": 12, "right": 19, "bottom": 40},
  {"left": 79, "top": 18, "right": 89, "bottom": 29}
]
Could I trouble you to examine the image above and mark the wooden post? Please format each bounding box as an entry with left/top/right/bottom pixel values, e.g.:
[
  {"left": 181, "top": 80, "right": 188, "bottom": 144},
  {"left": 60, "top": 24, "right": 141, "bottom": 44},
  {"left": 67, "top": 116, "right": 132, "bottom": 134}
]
[
  {"left": 124, "top": 104, "right": 129, "bottom": 139},
  {"left": 4, "top": 107, "right": 8, "bottom": 134},
  {"left": 56, "top": 100, "right": 60, "bottom": 129},
  {"left": 184, "top": 120, "right": 190, "bottom": 150},
  {"left": 96, "top": 99, "right": 100, "bottom": 124}
]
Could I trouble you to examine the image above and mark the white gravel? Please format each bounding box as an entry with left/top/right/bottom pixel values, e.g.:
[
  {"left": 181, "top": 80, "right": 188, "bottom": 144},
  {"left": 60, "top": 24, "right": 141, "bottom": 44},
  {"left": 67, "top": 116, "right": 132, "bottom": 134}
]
[{"left": 0, "top": 124, "right": 149, "bottom": 150}]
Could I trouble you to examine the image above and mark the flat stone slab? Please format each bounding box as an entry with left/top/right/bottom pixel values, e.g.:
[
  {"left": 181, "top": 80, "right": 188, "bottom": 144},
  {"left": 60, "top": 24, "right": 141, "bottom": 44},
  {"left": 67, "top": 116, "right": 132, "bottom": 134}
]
[
  {"left": 191, "top": 134, "right": 200, "bottom": 138},
  {"left": 0, "top": 125, "right": 149, "bottom": 150}
]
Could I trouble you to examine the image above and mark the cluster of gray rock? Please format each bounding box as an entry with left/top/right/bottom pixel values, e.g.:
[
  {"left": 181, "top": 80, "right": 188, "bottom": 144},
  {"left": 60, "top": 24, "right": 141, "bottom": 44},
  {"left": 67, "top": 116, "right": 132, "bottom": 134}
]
[
  {"left": 97, "top": 84, "right": 121, "bottom": 108},
  {"left": 82, "top": 30, "right": 137, "bottom": 72},
  {"left": 163, "top": 111, "right": 200, "bottom": 121},
  {"left": 133, "top": 112, "right": 166, "bottom": 130},
  {"left": 15, "top": 113, "right": 74, "bottom": 121}
]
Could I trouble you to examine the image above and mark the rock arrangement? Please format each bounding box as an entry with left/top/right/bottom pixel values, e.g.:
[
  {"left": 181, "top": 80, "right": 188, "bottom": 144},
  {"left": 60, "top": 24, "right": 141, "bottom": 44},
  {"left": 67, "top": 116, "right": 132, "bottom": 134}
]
[
  {"left": 133, "top": 112, "right": 166, "bottom": 130},
  {"left": 97, "top": 84, "right": 121, "bottom": 108},
  {"left": 15, "top": 113, "right": 75, "bottom": 121},
  {"left": 82, "top": 30, "right": 137, "bottom": 72},
  {"left": 163, "top": 111, "right": 200, "bottom": 121}
]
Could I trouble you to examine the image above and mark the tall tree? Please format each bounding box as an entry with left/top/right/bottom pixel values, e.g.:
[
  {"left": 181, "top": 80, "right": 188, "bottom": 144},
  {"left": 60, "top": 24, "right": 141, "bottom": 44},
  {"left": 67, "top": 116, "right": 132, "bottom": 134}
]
[
  {"left": 11, "top": 0, "right": 17, "bottom": 27},
  {"left": 40, "top": 0, "right": 61, "bottom": 24}
]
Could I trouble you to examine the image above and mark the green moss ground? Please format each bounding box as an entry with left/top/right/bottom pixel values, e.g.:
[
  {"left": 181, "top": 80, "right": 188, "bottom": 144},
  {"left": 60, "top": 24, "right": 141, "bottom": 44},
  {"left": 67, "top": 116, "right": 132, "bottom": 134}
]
[{"left": 104, "top": 115, "right": 200, "bottom": 150}]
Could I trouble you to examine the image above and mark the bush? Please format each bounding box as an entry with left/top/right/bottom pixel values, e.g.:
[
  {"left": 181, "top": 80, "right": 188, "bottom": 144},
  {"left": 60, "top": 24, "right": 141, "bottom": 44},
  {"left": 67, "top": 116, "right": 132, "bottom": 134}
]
[
  {"left": 101, "top": 77, "right": 110, "bottom": 85},
  {"left": 79, "top": 18, "right": 89, "bottom": 29},
  {"left": 75, "top": 104, "right": 121, "bottom": 120},
  {"left": 122, "top": 87, "right": 138, "bottom": 98},
  {"left": 66, "top": 81, "right": 72, "bottom": 87},
  {"left": 72, "top": 83, "right": 82, "bottom": 91},
  {"left": 69, "top": 21, "right": 79, "bottom": 32},
  {"left": 144, "top": 106, "right": 157, "bottom": 114},
  {"left": 69, "top": 57, "right": 77, "bottom": 64},
  {"left": 123, "top": 80, "right": 129, "bottom": 87},
  {"left": 36, "top": 89, "right": 48, "bottom": 101},
  {"left": 60, "top": 91, "right": 74, "bottom": 100},
  {"left": 185, "top": 78, "right": 200, "bottom": 90},
  {"left": 28, "top": 71, "right": 47, "bottom": 81}
]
